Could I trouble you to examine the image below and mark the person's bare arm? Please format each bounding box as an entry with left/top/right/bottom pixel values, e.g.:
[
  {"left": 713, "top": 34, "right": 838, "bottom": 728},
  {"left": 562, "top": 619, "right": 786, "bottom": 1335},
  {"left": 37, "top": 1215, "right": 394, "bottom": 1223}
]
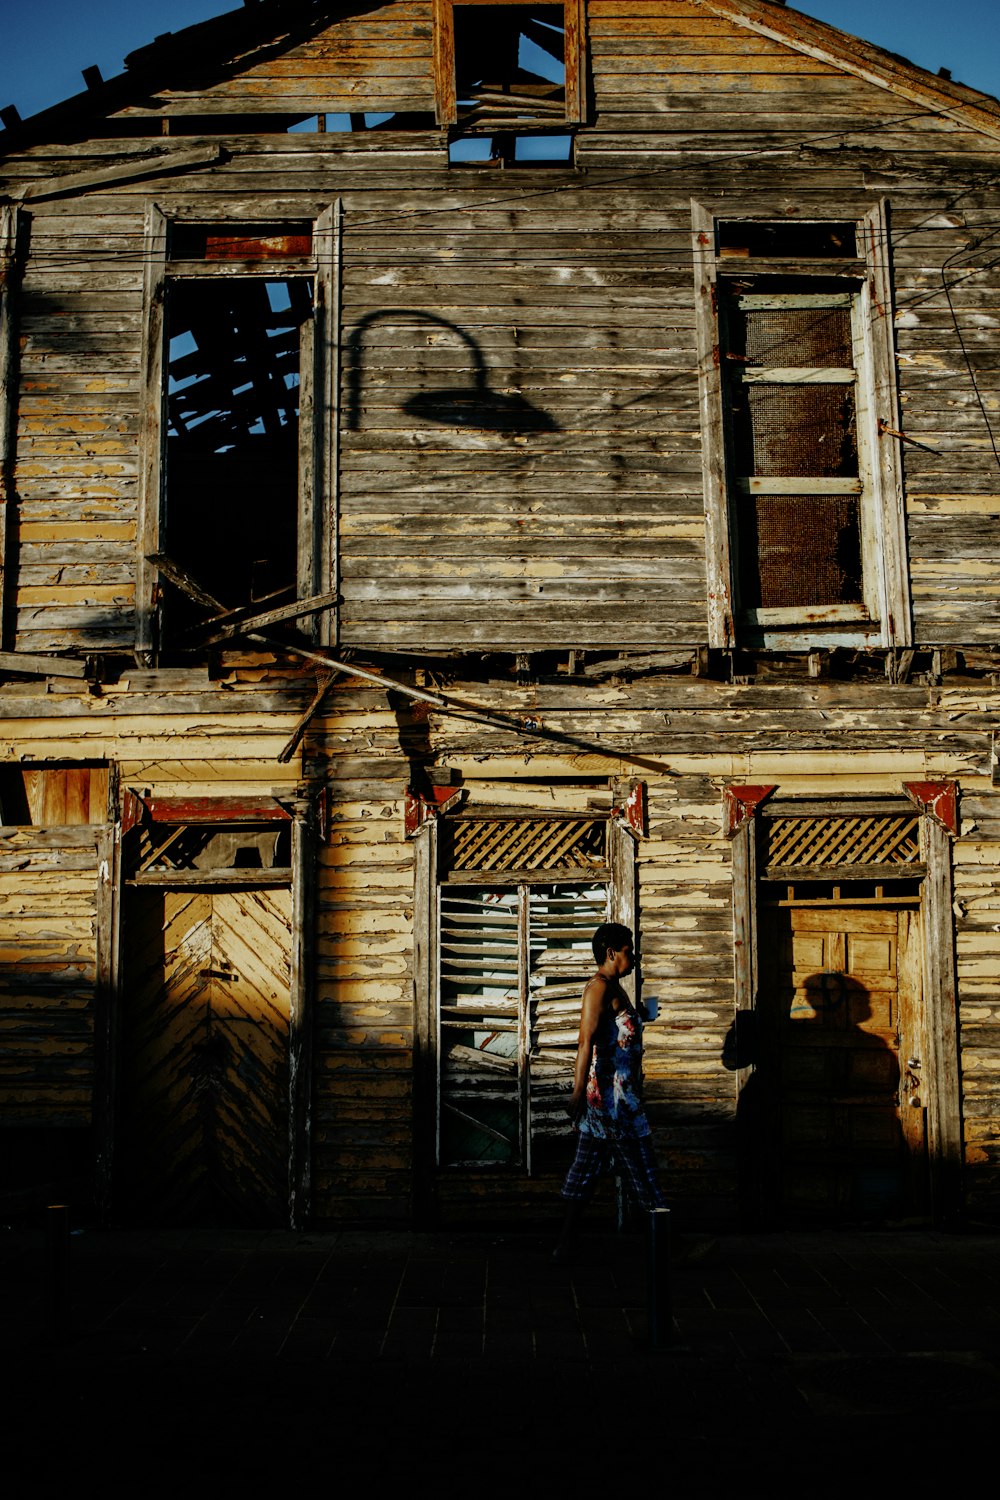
[{"left": 568, "top": 976, "right": 607, "bottom": 1123}]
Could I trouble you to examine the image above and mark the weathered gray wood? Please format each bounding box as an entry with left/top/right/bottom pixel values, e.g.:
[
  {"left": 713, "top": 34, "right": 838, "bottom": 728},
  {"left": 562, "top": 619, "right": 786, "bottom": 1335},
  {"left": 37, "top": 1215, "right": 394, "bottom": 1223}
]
[
  {"left": 18, "top": 144, "right": 227, "bottom": 203},
  {"left": 289, "top": 799, "right": 315, "bottom": 1228},
  {"left": 412, "top": 817, "right": 438, "bottom": 1225},
  {"left": 126, "top": 868, "right": 292, "bottom": 887},
  {"left": 730, "top": 817, "right": 757, "bottom": 1104},
  {"left": 0, "top": 205, "right": 22, "bottom": 653},
  {"left": 136, "top": 203, "right": 168, "bottom": 665},
  {"left": 922, "top": 814, "right": 964, "bottom": 1224},
  {"left": 315, "top": 200, "right": 340, "bottom": 648},
  {"left": 862, "top": 199, "right": 913, "bottom": 649},
  {"left": 611, "top": 816, "right": 638, "bottom": 1008},
  {"left": 0, "top": 651, "right": 90, "bottom": 678}
]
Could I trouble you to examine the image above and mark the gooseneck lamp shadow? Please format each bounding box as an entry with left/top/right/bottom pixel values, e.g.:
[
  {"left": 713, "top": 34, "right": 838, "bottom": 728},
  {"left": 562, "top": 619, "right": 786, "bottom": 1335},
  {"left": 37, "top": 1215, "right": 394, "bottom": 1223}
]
[{"left": 347, "top": 309, "right": 559, "bottom": 433}]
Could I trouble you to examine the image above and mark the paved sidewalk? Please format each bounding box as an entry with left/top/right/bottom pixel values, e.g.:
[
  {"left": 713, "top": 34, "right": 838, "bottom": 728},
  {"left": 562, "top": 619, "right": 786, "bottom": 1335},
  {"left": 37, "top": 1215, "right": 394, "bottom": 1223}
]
[{"left": 5, "top": 1223, "right": 1000, "bottom": 1488}]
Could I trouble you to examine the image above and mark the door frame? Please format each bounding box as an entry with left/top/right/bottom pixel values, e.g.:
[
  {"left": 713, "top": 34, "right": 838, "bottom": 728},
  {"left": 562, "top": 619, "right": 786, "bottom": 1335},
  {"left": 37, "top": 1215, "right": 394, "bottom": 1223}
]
[
  {"left": 94, "top": 789, "right": 316, "bottom": 1228},
  {"left": 728, "top": 785, "right": 962, "bottom": 1223}
]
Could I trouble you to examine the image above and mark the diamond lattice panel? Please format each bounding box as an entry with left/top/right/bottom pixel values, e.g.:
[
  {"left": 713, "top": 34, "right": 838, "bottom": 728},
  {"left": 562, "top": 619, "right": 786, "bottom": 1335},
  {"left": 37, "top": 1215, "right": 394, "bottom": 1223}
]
[
  {"left": 764, "top": 814, "right": 921, "bottom": 868},
  {"left": 446, "top": 818, "right": 607, "bottom": 872}
]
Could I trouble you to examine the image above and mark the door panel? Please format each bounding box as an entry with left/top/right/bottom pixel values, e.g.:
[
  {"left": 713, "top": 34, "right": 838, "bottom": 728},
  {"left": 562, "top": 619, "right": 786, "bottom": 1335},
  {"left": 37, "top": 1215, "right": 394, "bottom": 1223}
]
[
  {"left": 119, "top": 887, "right": 292, "bottom": 1225},
  {"left": 754, "top": 903, "right": 927, "bottom": 1219}
]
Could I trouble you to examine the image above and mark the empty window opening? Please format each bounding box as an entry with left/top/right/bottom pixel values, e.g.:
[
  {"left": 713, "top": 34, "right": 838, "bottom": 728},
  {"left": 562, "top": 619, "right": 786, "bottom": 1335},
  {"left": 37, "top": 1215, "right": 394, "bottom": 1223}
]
[
  {"left": 287, "top": 111, "right": 402, "bottom": 132},
  {"left": 449, "top": 130, "right": 573, "bottom": 165},
  {"left": 171, "top": 223, "right": 312, "bottom": 260},
  {"left": 718, "top": 221, "right": 858, "bottom": 259},
  {"left": 455, "top": 4, "right": 566, "bottom": 128},
  {"left": 163, "top": 277, "right": 312, "bottom": 639}
]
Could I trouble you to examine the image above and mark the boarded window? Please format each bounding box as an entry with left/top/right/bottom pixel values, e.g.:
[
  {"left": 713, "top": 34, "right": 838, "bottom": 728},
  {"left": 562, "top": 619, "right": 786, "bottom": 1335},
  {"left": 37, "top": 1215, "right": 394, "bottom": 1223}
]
[{"left": 438, "top": 882, "right": 607, "bottom": 1168}]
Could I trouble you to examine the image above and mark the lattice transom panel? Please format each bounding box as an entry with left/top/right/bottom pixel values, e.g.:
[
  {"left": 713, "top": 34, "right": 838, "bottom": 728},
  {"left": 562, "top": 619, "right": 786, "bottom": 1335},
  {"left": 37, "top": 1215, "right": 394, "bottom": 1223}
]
[
  {"left": 445, "top": 818, "right": 607, "bottom": 873},
  {"left": 764, "top": 814, "right": 921, "bottom": 868}
]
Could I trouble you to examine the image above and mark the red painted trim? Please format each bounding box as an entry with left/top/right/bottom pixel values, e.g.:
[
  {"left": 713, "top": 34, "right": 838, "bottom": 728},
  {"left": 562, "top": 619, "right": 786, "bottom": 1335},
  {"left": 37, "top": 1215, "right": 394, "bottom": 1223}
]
[
  {"left": 723, "top": 784, "right": 777, "bottom": 839},
  {"left": 404, "top": 785, "right": 463, "bottom": 835},
  {"left": 143, "top": 796, "right": 291, "bottom": 823},
  {"left": 903, "top": 780, "right": 958, "bottom": 836},
  {"left": 612, "top": 781, "right": 647, "bottom": 837},
  {"left": 120, "top": 787, "right": 143, "bottom": 834}
]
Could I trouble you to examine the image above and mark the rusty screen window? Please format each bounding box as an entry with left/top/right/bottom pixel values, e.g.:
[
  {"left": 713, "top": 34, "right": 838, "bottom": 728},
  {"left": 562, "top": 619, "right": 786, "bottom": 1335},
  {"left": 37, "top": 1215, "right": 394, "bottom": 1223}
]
[
  {"left": 722, "top": 285, "right": 867, "bottom": 620},
  {"left": 730, "top": 304, "right": 853, "bottom": 367},
  {"left": 171, "top": 223, "right": 313, "bottom": 260},
  {"left": 731, "top": 385, "right": 858, "bottom": 479},
  {"left": 737, "top": 495, "right": 864, "bottom": 609}
]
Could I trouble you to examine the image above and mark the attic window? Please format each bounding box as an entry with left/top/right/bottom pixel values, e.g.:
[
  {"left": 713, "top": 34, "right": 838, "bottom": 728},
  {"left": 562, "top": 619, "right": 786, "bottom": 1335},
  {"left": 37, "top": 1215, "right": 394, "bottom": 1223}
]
[{"left": 434, "top": 0, "right": 584, "bottom": 127}]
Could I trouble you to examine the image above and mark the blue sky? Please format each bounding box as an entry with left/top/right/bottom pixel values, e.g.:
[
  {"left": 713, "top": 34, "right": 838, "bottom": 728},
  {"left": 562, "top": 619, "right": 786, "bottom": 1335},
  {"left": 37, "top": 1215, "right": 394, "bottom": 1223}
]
[{"left": 0, "top": 0, "right": 998, "bottom": 122}]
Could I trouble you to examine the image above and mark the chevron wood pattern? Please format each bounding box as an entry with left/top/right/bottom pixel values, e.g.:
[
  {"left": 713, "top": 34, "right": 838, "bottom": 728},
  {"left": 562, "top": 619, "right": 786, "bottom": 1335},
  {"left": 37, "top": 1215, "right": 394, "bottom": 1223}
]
[{"left": 118, "top": 886, "right": 292, "bottom": 1225}]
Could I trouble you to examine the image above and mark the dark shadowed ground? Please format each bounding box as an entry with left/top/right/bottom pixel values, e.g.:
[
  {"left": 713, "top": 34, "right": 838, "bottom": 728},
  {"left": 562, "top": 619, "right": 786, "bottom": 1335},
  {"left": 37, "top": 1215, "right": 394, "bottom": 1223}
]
[{"left": 4, "top": 1223, "right": 1000, "bottom": 1490}]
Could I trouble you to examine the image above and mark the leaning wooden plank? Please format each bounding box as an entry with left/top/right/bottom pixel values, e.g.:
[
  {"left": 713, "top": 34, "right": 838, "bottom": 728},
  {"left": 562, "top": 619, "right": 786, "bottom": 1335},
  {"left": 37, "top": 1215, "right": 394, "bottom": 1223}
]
[
  {"left": 127, "top": 869, "right": 292, "bottom": 888},
  {"left": 196, "top": 590, "right": 340, "bottom": 646},
  {"left": 16, "top": 145, "right": 226, "bottom": 202},
  {"left": 279, "top": 672, "right": 334, "bottom": 765},
  {"left": 148, "top": 551, "right": 225, "bottom": 614},
  {"left": 0, "top": 650, "right": 89, "bottom": 679}
]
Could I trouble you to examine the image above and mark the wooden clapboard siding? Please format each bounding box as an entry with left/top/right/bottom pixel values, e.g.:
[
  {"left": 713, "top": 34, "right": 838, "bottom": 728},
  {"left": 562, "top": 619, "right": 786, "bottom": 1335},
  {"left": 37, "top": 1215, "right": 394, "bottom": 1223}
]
[
  {"left": 949, "top": 799, "right": 1000, "bottom": 1214},
  {"left": 0, "top": 825, "right": 101, "bottom": 1126},
  {"left": 3, "top": 0, "right": 1000, "bottom": 1225},
  {"left": 1, "top": 5, "right": 999, "bottom": 650}
]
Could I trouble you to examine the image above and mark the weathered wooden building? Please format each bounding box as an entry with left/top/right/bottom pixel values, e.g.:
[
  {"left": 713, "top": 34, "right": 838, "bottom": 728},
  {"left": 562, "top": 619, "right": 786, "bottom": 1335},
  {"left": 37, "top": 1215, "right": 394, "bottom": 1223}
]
[{"left": 2, "top": 0, "right": 1000, "bottom": 1228}]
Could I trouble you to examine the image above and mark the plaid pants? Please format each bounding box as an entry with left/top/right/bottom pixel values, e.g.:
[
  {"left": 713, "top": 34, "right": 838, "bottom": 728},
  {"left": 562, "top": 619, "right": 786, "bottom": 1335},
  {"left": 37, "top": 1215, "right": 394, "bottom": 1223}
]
[{"left": 560, "top": 1131, "right": 666, "bottom": 1211}]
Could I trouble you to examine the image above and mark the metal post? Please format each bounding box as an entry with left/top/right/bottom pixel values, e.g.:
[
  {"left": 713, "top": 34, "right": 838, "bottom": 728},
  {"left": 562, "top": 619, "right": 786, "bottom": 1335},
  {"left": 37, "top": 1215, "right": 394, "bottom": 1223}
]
[
  {"left": 46, "top": 1203, "right": 72, "bottom": 1342},
  {"left": 647, "top": 1206, "right": 672, "bottom": 1349}
]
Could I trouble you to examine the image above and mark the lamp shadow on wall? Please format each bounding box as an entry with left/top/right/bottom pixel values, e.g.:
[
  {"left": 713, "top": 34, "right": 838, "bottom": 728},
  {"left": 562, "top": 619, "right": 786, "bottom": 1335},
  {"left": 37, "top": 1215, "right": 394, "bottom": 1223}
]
[{"left": 346, "top": 309, "right": 559, "bottom": 433}]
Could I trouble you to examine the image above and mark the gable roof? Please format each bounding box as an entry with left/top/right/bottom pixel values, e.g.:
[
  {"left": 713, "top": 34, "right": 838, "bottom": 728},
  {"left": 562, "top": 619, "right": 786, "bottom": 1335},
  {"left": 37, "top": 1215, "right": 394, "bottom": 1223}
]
[
  {"left": 700, "top": 0, "right": 1000, "bottom": 143},
  {"left": 2, "top": 0, "right": 1000, "bottom": 152}
]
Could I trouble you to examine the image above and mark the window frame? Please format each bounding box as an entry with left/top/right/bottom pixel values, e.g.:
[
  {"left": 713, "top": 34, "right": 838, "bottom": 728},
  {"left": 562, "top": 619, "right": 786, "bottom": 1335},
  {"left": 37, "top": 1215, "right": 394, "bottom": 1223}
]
[
  {"left": 0, "top": 204, "right": 24, "bottom": 651},
  {"left": 136, "top": 202, "right": 340, "bottom": 664},
  {"left": 432, "top": 0, "right": 586, "bottom": 128},
  {"left": 413, "top": 812, "right": 637, "bottom": 1181},
  {"left": 692, "top": 200, "right": 911, "bottom": 651}
]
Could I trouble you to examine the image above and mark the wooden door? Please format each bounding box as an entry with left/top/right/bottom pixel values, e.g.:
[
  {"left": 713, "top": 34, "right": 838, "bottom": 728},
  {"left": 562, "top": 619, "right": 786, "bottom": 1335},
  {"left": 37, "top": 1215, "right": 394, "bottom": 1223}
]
[
  {"left": 119, "top": 886, "right": 292, "bottom": 1225},
  {"left": 752, "top": 903, "right": 927, "bottom": 1220}
]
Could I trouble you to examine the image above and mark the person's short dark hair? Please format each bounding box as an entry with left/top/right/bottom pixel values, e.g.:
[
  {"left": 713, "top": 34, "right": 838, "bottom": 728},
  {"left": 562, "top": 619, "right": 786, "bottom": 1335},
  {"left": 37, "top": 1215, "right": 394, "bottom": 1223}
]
[{"left": 592, "top": 922, "right": 633, "bottom": 966}]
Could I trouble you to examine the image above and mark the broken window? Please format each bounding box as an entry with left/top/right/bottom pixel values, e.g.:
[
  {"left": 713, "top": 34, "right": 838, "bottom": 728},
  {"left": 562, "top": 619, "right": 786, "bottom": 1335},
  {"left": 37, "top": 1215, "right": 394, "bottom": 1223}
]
[
  {"left": 138, "top": 210, "right": 336, "bottom": 660},
  {"left": 164, "top": 277, "right": 311, "bottom": 638},
  {"left": 693, "top": 206, "right": 911, "bottom": 650},
  {"left": 438, "top": 881, "right": 608, "bottom": 1168},
  {"left": 435, "top": 0, "right": 584, "bottom": 161}
]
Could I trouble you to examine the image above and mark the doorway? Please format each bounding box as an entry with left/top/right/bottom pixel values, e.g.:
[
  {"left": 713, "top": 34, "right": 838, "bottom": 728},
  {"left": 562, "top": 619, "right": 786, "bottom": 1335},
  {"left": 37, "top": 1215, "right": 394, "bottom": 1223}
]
[
  {"left": 117, "top": 885, "right": 292, "bottom": 1226},
  {"left": 749, "top": 884, "right": 928, "bottom": 1221}
]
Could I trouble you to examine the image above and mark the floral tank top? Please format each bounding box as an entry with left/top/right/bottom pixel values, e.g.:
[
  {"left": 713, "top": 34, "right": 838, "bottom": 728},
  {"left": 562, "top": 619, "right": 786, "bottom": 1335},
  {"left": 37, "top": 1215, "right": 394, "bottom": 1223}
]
[{"left": 578, "top": 1001, "right": 651, "bottom": 1141}]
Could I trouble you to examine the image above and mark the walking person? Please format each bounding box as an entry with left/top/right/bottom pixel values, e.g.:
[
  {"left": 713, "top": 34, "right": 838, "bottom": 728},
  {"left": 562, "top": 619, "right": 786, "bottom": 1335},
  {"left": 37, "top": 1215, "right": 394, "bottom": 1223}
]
[{"left": 553, "top": 921, "right": 665, "bottom": 1261}]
